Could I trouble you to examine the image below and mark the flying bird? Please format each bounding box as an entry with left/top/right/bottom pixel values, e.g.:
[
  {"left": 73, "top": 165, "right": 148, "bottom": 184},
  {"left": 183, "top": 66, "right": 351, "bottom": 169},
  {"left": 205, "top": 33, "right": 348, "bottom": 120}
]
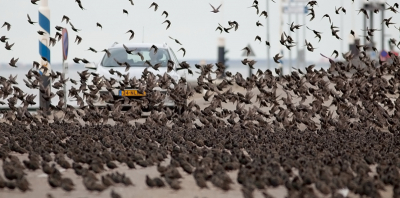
[
  {"left": 102, "top": 49, "right": 111, "bottom": 58},
  {"left": 75, "top": 0, "right": 85, "bottom": 10},
  {"left": 162, "top": 11, "right": 168, "bottom": 18},
  {"left": 273, "top": 53, "right": 283, "bottom": 63},
  {"left": 5, "top": 41, "right": 14, "bottom": 50},
  {"left": 128, "top": 0, "right": 134, "bottom": 5},
  {"left": 61, "top": 15, "right": 70, "bottom": 24},
  {"left": 178, "top": 48, "right": 186, "bottom": 57},
  {"left": 31, "top": 0, "right": 40, "bottom": 4},
  {"left": 96, "top": 22, "right": 102, "bottom": 29},
  {"left": 169, "top": 36, "right": 182, "bottom": 45},
  {"left": 260, "top": 11, "right": 268, "bottom": 18},
  {"left": 123, "top": 9, "right": 129, "bottom": 15},
  {"left": 149, "top": 2, "right": 158, "bottom": 11},
  {"left": 357, "top": 9, "right": 369, "bottom": 19},
  {"left": 69, "top": 22, "right": 80, "bottom": 32},
  {"left": 150, "top": 45, "right": 158, "bottom": 54},
  {"left": 75, "top": 35, "right": 82, "bottom": 44},
  {"left": 126, "top": 30, "right": 135, "bottom": 40},
  {"left": 321, "top": 14, "right": 331, "bottom": 24},
  {"left": 0, "top": 36, "right": 9, "bottom": 43},
  {"left": 331, "top": 50, "right": 339, "bottom": 59},
  {"left": 209, "top": 3, "right": 222, "bottom": 13},
  {"left": 255, "top": 35, "right": 261, "bottom": 43},
  {"left": 9, "top": 57, "right": 19, "bottom": 67},
  {"left": 242, "top": 47, "right": 251, "bottom": 56},
  {"left": 37, "top": 30, "right": 46, "bottom": 35},
  {"left": 87, "top": 47, "right": 97, "bottom": 53},
  {"left": 2, "top": 22, "right": 11, "bottom": 31},
  {"left": 162, "top": 20, "right": 171, "bottom": 30},
  {"left": 27, "top": 14, "right": 37, "bottom": 24}
]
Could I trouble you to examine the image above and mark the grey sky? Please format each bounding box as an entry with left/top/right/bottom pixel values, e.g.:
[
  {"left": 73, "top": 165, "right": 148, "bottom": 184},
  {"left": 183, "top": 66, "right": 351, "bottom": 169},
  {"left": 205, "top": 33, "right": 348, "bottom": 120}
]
[{"left": 0, "top": 0, "right": 399, "bottom": 65}]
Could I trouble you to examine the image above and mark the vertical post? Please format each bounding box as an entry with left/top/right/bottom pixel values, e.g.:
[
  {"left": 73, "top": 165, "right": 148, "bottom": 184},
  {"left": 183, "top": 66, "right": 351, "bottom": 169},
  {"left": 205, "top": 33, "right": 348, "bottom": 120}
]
[
  {"left": 266, "top": 0, "right": 270, "bottom": 70},
  {"left": 303, "top": 3, "right": 306, "bottom": 68},
  {"left": 279, "top": 0, "right": 284, "bottom": 75},
  {"left": 381, "top": 3, "right": 385, "bottom": 51},
  {"left": 370, "top": 9, "right": 374, "bottom": 50},
  {"left": 217, "top": 37, "right": 226, "bottom": 78},
  {"left": 340, "top": 0, "right": 343, "bottom": 54},
  {"left": 363, "top": 4, "right": 367, "bottom": 45},
  {"left": 39, "top": 0, "right": 51, "bottom": 112},
  {"left": 295, "top": 2, "right": 299, "bottom": 70},
  {"left": 288, "top": 0, "right": 292, "bottom": 72}
]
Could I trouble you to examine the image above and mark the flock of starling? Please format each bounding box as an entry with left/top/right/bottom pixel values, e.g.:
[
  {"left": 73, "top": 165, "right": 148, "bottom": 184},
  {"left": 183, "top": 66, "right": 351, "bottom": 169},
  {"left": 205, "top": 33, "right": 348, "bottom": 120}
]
[{"left": 1, "top": 0, "right": 400, "bottom": 198}]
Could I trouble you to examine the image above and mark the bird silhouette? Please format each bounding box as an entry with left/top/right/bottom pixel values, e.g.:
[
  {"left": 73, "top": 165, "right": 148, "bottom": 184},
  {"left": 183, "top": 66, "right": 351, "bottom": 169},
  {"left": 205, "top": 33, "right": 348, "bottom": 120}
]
[
  {"left": 210, "top": 3, "right": 222, "bottom": 13},
  {"left": 27, "top": 14, "right": 36, "bottom": 24}
]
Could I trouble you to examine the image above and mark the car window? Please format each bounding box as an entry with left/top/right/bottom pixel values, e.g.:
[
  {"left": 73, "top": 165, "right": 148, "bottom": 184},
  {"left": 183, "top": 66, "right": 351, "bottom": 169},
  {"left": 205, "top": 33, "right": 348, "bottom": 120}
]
[{"left": 101, "top": 47, "right": 170, "bottom": 67}]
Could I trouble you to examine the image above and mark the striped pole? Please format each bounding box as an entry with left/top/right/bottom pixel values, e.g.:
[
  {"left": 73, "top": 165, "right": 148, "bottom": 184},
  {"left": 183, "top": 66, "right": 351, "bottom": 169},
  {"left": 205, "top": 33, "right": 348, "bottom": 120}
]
[
  {"left": 39, "top": 0, "right": 51, "bottom": 75},
  {"left": 39, "top": 0, "right": 51, "bottom": 112}
]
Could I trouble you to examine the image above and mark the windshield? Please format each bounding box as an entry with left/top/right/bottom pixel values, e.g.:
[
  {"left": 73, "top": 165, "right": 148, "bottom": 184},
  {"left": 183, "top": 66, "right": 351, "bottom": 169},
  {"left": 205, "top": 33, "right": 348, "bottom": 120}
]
[{"left": 101, "top": 47, "right": 171, "bottom": 67}]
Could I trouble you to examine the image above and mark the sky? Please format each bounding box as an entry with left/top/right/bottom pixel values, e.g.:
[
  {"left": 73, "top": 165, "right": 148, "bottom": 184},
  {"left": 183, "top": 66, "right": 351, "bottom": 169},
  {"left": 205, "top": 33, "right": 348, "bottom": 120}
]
[{"left": 0, "top": 0, "right": 399, "bottom": 66}]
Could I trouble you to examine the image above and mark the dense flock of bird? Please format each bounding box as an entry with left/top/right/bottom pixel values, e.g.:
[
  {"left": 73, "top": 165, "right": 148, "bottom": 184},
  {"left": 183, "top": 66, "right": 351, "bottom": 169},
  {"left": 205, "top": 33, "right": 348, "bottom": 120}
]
[{"left": 1, "top": 0, "right": 400, "bottom": 198}]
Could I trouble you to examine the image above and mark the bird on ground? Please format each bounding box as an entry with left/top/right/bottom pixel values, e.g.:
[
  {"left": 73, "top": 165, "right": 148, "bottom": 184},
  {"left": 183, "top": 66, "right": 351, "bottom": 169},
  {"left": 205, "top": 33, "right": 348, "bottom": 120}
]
[{"left": 210, "top": 3, "right": 222, "bottom": 13}]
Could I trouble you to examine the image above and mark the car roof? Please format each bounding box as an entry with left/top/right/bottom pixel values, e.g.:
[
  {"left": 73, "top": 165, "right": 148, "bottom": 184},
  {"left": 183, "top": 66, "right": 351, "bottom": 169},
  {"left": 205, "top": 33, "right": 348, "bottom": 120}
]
[{"left": 109, "top": 42, "right": 168, "bottom": 49}]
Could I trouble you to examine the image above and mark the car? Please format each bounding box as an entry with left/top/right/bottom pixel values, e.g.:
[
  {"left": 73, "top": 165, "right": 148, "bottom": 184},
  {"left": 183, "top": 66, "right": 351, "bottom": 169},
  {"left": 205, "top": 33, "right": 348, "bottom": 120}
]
[{"left": 84, "top": 42, "right": 188, "bottom": 111}]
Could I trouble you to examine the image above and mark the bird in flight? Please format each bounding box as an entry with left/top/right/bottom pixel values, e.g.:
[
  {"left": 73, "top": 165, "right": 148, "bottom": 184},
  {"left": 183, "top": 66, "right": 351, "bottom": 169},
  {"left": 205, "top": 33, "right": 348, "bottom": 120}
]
[
  {"left": 27, "top": 14, "right": 37, "bottom": 25},
  {"left": 209, "top": 3, "right": 222, "bottom": 13},
  {"left": 162, "top": 20, "right": 171, "bottom": 30}
]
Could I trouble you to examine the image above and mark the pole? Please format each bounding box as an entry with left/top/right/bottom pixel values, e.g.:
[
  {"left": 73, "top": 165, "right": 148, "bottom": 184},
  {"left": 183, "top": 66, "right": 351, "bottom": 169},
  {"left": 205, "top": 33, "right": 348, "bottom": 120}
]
[
  {"left": 295, "top": 2, "right": 299, "bottom": 70},
  {"left": 278, "top": 0, "right": 283, "bottom": 75},
  {"left": 288, "top": 0, "right": 292, "bottom": 72},
  {"left": 62, "top": 61, "right": 67, "bottom": 108},
  {"left": 39, "top": 0, "right": 51, "bottom": 113},
  {"left": 266, "top": 0, "right": 270, "bottom": 70},
  {"left": 303, "top": 3, "right": 306, "bottom": 68},
  {"left": 381, "top": 3, "right": 385, "bottom": 51},
  {"left": 340, "top": 0, "right": 343, "bottom": 54}
]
